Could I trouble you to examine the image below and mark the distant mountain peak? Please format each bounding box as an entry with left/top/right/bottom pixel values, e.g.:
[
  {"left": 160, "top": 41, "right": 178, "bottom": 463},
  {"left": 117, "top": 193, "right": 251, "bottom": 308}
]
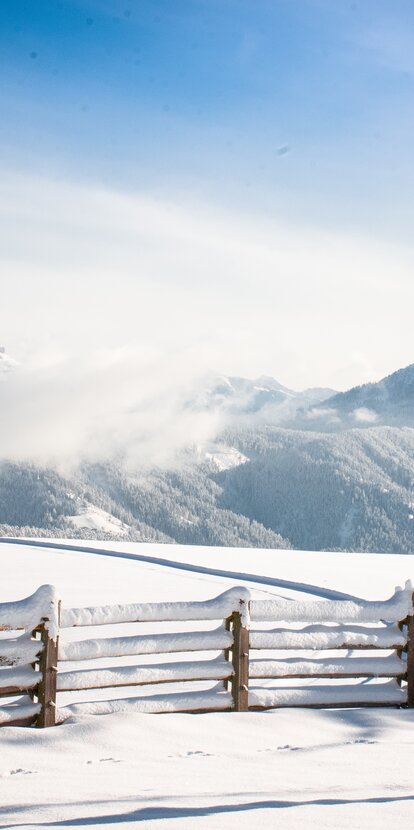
[
  {"left": 253, "top": 375, "right": 293, "bottom": 394},
  {"left": 305, "top": 362, "right": 414, "bottom": 429},
  {"left": 191, "top": 372, "right": 337, "bottom": 421}
]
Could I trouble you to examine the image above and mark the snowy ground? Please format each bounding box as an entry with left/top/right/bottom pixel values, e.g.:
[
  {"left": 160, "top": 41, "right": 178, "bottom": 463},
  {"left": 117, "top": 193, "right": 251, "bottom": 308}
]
[
  {"left": 2, "top": 708, "right": 414, "bottom": 829},
  {"left": 1, "top": 539, "right": 414, "bottom": 828},
  {"left": 65, "top": 506, "right": 129, "bottom": 537}
]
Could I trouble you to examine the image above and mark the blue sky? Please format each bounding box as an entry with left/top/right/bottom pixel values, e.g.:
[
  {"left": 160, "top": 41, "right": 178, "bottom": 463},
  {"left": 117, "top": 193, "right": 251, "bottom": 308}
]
[
  {"left": 1, "top": 1, "right": 414, "bottom": 388},
  {"left": 3, "top": 0, "right": 414, "bottom": 229}
]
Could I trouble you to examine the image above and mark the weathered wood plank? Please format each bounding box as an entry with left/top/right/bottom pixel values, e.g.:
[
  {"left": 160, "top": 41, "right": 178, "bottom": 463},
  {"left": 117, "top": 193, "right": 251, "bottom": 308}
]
[
  {"left": 406, "top": 595, "right": 414, "bottom": 707},
  {"left": 222, "top": 615, "right": 232, "bottom": 691},
  {"left": 37, "top": 606, "right": 60, "bottom": 728},
  {"left": 0, "top": 714, "right": 38, "bottom": 727},
  {"left": 231, "top": 612, "right": 249, "bottom": 712}
]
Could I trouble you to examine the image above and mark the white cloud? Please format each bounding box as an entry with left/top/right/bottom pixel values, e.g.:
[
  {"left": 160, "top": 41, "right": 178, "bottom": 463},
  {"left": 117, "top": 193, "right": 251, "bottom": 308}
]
[
  {"left": 1, "top": 169, "right": 413, "bottom": 393},
  {"left": 303, "top": 407, "right": 340, "bottom": 424},
  {"left": 352, "top": 407, "right": 378, "bottom": 424},
  {"left": 0, "top": 349, "right": 221, "bottom": 469}
]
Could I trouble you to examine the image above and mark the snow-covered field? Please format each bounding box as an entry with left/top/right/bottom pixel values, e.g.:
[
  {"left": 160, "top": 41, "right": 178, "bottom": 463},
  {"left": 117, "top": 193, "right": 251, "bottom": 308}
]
[{"left": 1, "top": 538, "right": 414, "bottom": 829}]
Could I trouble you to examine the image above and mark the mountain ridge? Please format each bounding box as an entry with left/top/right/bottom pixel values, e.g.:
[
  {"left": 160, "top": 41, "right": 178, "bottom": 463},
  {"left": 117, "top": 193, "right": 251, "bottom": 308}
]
[{"left": 0, "top": 355, "right": 413, "bottom": 552}]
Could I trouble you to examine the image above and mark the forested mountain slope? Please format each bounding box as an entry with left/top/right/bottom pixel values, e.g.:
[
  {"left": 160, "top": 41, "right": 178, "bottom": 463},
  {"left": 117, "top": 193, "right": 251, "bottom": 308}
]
[
  {"left": 300, "top": 363, "right": 414, "bottom": 429},
  {"left": 1, "top": 426, "right": 413, "bottom": 553},
  {"left": 218, "top": 426, "right": 414, "bottom": 552},
  {"left": 0, "top": 460, "right": 289, "bottom": 549},
  {"left": 1, "top": 353, "right": 414, "bottom": 552}
]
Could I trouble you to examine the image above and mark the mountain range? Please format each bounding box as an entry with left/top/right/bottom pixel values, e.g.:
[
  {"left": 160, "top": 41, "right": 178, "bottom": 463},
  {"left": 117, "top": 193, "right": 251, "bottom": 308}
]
[
  {"left": 0, "top": 351, "right": 413, "bottom": 553},
  {"left": 307, "top": 363, "right": 414, "bottom": 428},
  {"left": 192, "top": 364, "right": 414, "bottom": 430},
  {"left": 191, "top": 373, "right": 336, "bottom": 418}
]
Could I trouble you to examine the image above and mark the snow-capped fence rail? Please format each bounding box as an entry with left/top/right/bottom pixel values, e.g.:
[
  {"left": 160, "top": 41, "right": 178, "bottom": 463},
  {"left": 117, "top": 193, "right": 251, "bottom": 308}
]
[
  {"left": 0, "top": 585, "right": 60, "bottom": 727},
  {"left": 248, "top": 583, "right": 414, "bottom": 710},
  {"left": 0, "top": 583, "right": 413, "bottom": 726},
  {"left": 57, "top": 588, "right": 248, "bottom": 718}
]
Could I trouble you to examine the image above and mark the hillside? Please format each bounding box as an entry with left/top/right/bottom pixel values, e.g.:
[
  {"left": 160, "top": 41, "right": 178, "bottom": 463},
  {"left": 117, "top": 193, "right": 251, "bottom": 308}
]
[
  {"left": 1, "top": 424, "right": 413, "bottom": 552},
  {"left": 0, "top": 460, "right": 290, "bottom": 549},
  {"left": 300, "top": 363, "right": 414, "bottom": 429},
  {"left": 219, "top": 426, "right": 414, "bottom": 553}
]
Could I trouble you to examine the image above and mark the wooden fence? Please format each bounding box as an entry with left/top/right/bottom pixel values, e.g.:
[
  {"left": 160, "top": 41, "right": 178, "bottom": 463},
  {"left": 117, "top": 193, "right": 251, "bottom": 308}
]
[
  {"left": 0, "top": 585, "right": 60, "bottom": 727},
  {"left": 0, "top": 583, "right": 413, "bottom": 726}
]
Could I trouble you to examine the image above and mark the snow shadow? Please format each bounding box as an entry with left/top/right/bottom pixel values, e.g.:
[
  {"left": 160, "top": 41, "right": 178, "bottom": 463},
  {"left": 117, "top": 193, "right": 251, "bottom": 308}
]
[
  {"left": 2, "top": 794, "right": 414, "bottom": 826},
  {"left": 320, "top": 707, "right": 414, "bottom": 743}
]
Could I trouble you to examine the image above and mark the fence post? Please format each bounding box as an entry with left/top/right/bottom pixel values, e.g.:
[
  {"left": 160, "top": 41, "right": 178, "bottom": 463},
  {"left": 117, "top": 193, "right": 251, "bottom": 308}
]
[
  {"left": 231, "top": 610, "right": 249, "bottom": 711},
  {"left": 222, "top": 615, "right": 232, "bottom": 691},
  {"left": 406, "top": 594, "right": 414, "bottom": 707},
  {"left": 37, "top": 603, "right": 60, "bottom": 728}
]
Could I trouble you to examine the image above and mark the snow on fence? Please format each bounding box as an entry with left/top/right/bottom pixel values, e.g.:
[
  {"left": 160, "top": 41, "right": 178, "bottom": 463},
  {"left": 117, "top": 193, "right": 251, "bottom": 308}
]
[
  {"left": 248, "top": 584, "right": 413, "bottom": 710},
  {"left": 0, "top": 583, "right": 413, "bottom": 726},
  {"left": 0, "top": 585, "right": 60, "bottom": 727}
]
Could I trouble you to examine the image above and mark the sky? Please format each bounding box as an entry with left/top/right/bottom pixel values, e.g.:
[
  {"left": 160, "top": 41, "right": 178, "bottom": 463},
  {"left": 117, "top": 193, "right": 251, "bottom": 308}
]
[{"left": 1, "top": 0, "right": 414, "bottom": 391}]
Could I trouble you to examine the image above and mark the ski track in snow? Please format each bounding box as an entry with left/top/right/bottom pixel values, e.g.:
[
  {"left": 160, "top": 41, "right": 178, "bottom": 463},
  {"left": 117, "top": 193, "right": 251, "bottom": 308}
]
[{"left": 0, "top": 538, "right": 360, "bottom": 601}]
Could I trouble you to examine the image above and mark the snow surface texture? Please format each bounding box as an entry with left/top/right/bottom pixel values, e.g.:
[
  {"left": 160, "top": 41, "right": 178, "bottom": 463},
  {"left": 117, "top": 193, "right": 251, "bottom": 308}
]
[
  {"left": 0, "top": 635, "right": 41, "bottom": 666},
  {"left": 250, "top": 582, "right": 413, "bottom": 623},
  {"left": 61, "top": 584, "right": 413, "bottom": 631},
  {"left": 249, "top": 654, "right": 405, "bottom": 678},
  {"left": 249, "top": 623, "right": 407, "bottom": 649},
  {"left": 0, "top": 583, "right": 60, "bottom": 638},
  {"left": 1, "top": 540, "right": 414, "bottom": 828},
  {"left": 66, "top": 504, "right": 130, "bottom": 536},
  {"left": 0, "top": 664, "right": 39, "bottom": 690},
  {"left": 2, "top": 708, "right": 414, "bottom": 829},
  {"left": 0, "top": 537, "right": 364, "bottom": 601},
  {"left": 59, "top": 626, "right": 233, "bottom": 661},
  {"left": 62, "top": 689, "right": 233, "bottom": 717},
  {"left": 60, "top": 681, "right": 407, "bottom": 718},
  {"left": 61, "top": 587, "right": 251, "bottom": 627},
  {"left": 248, "top": 681, "right": 406, "bottom": 708},
  {"left": 0, "top": 698, "right": 40, "bottom": 724},
  {"left": 58, "top": 658, "right": 233, "bottom": 691},
  {"left": 201, "top": 443, "right": 249, "bottom": 471}
]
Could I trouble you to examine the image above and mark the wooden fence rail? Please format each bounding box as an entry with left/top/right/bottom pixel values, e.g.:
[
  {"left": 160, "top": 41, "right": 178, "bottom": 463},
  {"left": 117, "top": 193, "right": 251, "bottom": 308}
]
[
  {"left": 0, "top": 583, "right": 413, "bottom": 726},
  {"left": 0, "top": 585, "right": 60, "bottom": 726}
]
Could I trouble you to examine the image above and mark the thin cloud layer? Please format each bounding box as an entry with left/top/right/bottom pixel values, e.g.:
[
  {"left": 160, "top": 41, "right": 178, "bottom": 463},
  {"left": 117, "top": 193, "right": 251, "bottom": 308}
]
[
  {"left": 1, "top": 171, "right": 414, "bottom": 391},
  {"left": 0, "top": 350, "right": 222, "bottom": 469}
]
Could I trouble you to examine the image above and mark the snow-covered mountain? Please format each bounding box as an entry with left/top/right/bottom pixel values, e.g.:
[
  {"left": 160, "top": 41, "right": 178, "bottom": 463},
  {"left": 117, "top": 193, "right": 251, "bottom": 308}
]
[
  {"left": 0, "top": 356, "right": 413, "bottom": 551},
  {"left": 300, "top": 363, "right": 414, "bottom": 429},
  {"left": 193, "top": 363, "right": 414, "bottom": 431},
  {"left": 1, "top": 424, "right": 414, "bottom": 552},
  {"left": 192, "top": 373, "right": 336, "bottom": 421}
]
